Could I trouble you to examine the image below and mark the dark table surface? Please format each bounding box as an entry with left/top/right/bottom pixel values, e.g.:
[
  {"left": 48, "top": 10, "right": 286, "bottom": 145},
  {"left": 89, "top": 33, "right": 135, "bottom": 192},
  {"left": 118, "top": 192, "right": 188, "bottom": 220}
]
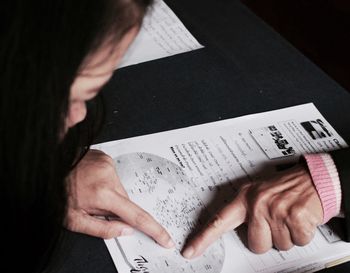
[{"left": 57, "top": 0, "right": 350, "bottom": 272}]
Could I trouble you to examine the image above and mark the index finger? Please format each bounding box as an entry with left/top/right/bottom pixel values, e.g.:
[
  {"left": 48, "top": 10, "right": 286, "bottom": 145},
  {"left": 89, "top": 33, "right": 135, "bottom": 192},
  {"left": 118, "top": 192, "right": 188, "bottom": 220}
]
[
  {"left": 182, "top": 196, "right": 247, "bottom": 259},
  {"left": 106, "top": 191, "right": 175, "bottom": 249}
]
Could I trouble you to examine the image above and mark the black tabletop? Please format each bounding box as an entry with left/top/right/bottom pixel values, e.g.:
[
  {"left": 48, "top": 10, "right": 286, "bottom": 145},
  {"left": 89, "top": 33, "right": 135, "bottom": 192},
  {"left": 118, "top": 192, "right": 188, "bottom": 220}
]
[{"left": 57, "top": 0, "right": 350, "bottom": 272}]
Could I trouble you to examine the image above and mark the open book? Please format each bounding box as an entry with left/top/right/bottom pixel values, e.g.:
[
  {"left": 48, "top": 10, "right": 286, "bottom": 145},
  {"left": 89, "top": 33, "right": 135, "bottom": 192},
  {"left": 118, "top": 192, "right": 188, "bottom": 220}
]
[
  {"left": 93, "top": 103, "right": 350, "bottom": 273},
  {"left": 117, "top": 0, "right": 203, "bottom": 69}
]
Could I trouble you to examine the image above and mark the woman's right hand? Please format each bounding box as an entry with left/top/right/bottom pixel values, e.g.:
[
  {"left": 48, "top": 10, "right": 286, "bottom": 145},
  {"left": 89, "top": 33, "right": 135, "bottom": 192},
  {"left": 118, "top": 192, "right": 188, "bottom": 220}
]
[
  {"left": 182, "top": 164, "right": 323, "bottom": 259},
  {"left": 65, "top": 149, "right": 175, "bottom": 249}
]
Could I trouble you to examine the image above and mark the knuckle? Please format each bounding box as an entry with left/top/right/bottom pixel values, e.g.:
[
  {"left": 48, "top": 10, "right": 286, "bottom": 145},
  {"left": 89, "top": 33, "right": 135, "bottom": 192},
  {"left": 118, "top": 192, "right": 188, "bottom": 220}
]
[
  {"left": 248, "top": 234, "right": 272, "bottom": 254},
  {"left": 293, "top": 228, "right": 314, "bottom": 246},
  {"left": 270, "top": 199, "right": 287, "bottom": 220},
  {"left": 254, "top": 189, "right": 267, "bottom": 203},
  {"left": 101, "top": 225, "right": 117, "bottom": 239},
  {"left": 100, "top": 163, "right": 115, "bottom": 177},
  {"left": 250, "top": 244, "right": 270, "bottom": 254},
  {"left": 239, "top": 183, "right": 251, "bottom": 194},
  {"left": 209, "top": 214, "right": 225, "bottom": 230},
  {"left": 290, "top": 205, "right": 307, "bottom": 223},
  {"left": 309, "top": 215, "right": 322, "bottom": 226},
  {"left": 276, "top": 243, "right": 293, "bottom": 251},
  {"left": 251, "top": 188, "right": 270, "bottom": 208},
  {"left": 93, "top": 153, "right": 114, "bottom": 171},
  {"left": 101, "top": 153, "right": 114, "bottom": 166},
  {"left": 309, "top": 218, "right": 318, "bottom": 227},
  {"left": 250, "top": 198, "right": 265, "bottom": 218},
  {"left": 294, "top": 236, "right": 311, "bottom": 246},
  {"left": 134, "top": 211, "right": 151, "bottom": 228},
  {"left": 157, "top": 227, "right": 170, "bottom": 242},
  {"left": 94, "top": 187, "right": 110, "bottom": 206},
  {"left": 66, "top": 215, "right": 88, "bottom": 235}
]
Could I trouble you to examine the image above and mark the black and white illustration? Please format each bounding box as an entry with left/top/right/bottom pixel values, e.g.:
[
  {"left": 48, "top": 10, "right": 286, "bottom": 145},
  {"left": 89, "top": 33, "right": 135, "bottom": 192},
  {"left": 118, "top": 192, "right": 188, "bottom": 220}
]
[
  {"left": 249, "top": 125, "right": 296, "bottom": 159},
  {"left": 113, "top": 152, "right": 225, "bottom": 273},
  {"left": 301, "top": 119, "right": 333, "bottom": 140}
]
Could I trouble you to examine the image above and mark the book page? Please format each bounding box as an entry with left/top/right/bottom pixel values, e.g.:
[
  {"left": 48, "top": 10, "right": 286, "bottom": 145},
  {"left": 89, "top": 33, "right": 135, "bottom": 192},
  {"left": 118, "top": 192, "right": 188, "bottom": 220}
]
[
  {"left": 117, "top": 0, "right": 203, "bottom": 69},
  {"left": 94, "top": 103, "right": 350, "bottom": 273}
]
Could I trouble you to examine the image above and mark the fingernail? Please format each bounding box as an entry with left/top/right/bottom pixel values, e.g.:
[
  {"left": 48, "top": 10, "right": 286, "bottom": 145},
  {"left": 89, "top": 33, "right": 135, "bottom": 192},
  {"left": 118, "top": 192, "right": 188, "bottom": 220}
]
[
  {"left": 121, "top": 228, "right": 134, "bottom": 236},
  {"left": 165, "top": 238, "right": 175, "bottom": 248},
  {"left": 182, "top": 246, "right": 194, "bottom": 259}
]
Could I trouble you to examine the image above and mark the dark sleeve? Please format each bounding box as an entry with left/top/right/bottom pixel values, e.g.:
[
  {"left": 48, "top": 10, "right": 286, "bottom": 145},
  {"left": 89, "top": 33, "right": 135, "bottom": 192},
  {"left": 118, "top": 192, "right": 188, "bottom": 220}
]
[{"left": 330, "top": 148, "right": 350, "bottom": 241}]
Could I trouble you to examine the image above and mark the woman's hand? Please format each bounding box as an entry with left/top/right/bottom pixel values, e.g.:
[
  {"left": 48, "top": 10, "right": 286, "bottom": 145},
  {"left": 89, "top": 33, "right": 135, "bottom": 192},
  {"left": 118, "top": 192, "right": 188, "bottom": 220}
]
[
  {"left": 182, "top": 164, "right": 323, "bottom": 259},
  {"left": 65, "top": 149, "right": 175, "bottom": 249}
]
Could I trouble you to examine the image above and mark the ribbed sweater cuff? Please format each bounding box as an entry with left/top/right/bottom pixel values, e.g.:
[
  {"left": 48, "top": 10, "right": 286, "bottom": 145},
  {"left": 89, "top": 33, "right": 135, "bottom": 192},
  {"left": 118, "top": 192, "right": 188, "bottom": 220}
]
[{"left": 304, "top": 153, "right": 342, "bottom": 224}]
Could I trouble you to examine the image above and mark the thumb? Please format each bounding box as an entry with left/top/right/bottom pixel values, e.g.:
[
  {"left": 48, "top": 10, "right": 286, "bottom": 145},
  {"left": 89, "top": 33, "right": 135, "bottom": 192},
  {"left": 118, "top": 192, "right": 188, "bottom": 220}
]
[
  {"left": 182, "top": 195, "right": 247, "bottom": 259},
  {"left": 66, "top": 210, "right": 134, "bottom": 239}
]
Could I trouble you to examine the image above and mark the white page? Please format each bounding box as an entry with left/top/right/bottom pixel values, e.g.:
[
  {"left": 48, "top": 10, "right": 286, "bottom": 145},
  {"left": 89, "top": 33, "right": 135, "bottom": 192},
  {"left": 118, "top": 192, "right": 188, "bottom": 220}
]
[
  {"left": 117, "top": 0, "right": 204, "bottom": 69},
  {"left": 93, "top": 103, "right": 350, "bottom": 273}
]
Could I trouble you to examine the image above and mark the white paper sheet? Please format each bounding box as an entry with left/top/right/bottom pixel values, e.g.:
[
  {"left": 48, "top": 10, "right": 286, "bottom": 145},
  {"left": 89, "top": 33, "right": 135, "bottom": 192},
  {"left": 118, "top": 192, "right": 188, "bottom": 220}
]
[
  {"left": 117, "top": 0, "right": 204, "bottom": 68},
  {"left": 94, "top": 103, "right": 350, "bottom": 273}
]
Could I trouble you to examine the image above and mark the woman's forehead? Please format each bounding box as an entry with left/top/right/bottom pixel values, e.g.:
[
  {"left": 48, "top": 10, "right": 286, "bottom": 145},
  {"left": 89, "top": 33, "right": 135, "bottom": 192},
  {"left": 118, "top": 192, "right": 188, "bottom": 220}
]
[{"left": 79, "top": 27, "right": 139, "bottom": 77}]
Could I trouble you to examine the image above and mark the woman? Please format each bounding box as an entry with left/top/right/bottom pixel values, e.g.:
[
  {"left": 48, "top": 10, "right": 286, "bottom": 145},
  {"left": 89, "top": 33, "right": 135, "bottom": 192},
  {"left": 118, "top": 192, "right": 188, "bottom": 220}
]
[{"left": 1, "top": 1, "right": 174, "bottom": 272}]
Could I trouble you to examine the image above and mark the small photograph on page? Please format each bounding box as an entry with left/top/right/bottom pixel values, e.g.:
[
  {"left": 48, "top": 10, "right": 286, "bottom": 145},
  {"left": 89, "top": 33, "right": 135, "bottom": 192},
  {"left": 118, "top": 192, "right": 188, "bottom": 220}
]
[
  {"left": 300, "top": 119, "right": 333, "bottom": 140},
  {"left": 249, "top": 125, "right": 296, "bottom": 159}
]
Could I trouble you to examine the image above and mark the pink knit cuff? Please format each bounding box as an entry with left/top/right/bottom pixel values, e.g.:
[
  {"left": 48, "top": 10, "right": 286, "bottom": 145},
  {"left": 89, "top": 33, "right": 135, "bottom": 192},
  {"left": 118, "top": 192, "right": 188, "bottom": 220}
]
[{"left": 304, "top": 153, "right": 342, "bottom": 224}]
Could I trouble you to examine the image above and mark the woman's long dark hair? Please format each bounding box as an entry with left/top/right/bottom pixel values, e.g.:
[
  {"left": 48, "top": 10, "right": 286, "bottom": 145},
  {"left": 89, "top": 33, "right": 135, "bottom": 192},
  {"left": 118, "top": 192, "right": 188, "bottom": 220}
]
[{"left": 0, "top": 0, "right": 152, "bottom": 272}]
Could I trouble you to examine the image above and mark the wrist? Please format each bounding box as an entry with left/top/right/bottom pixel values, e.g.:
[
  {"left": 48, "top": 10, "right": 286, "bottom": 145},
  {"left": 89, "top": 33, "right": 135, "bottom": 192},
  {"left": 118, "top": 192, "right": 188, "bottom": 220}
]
[{"left": 303, "top": 153, "right": 341, "bottom": 224}]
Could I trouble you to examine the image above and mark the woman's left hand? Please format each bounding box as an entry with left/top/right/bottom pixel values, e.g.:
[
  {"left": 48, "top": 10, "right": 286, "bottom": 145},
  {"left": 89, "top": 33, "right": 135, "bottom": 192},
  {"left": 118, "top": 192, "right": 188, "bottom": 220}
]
[{"left": 65, "top": 149, "right": 175, "bottom": 248}]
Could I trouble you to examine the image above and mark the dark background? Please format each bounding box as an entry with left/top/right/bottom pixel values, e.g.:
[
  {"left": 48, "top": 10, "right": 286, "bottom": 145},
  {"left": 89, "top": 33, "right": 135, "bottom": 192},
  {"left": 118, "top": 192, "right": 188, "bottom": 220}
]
[{"left": 242, "top": 0, "right": 350, "bottom": 93}]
